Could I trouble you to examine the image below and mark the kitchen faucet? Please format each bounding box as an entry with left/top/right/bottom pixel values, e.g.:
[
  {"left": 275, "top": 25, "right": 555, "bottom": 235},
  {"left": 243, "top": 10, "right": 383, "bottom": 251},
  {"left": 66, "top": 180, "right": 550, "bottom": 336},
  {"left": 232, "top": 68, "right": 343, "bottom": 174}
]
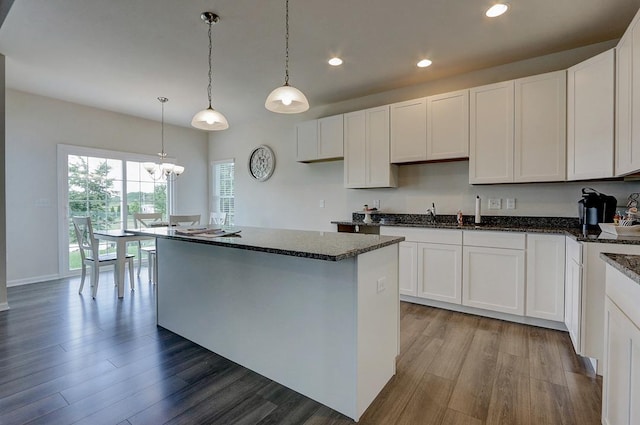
[{"left": 426, "top": 203, "right": 436, "bottom": 223}]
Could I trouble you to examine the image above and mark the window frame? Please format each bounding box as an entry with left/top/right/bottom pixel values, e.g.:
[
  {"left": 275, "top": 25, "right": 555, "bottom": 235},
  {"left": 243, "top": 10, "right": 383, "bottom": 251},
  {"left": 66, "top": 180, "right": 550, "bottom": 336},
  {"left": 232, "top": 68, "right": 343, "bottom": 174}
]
[{"left": 210, "top": 158, "right": 235, "bottom": 226}]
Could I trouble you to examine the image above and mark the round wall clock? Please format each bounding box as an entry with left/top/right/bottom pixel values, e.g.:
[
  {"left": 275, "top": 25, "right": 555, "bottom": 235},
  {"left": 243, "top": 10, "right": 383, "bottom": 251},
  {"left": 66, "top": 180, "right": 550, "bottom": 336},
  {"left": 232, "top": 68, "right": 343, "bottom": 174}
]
[{"left": 248, "top": 145, "right": 276, "bottom": 181}]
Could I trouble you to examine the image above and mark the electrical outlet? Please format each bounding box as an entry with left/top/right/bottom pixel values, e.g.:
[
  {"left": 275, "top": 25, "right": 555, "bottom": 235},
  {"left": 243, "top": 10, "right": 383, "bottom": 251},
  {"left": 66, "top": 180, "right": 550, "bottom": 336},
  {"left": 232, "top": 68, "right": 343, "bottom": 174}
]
[
  {"left": 377, "top": 277, "right": 386, "bottom": 293},
  {"left": 319, "top": 199, "right": 325, "bottom": 208},
  {"left": 488, "top": 198, "right": 502, "bottom": 210},
  {"left": 506, "top": 198, "right": 516, "bottom": 209},
  {"left": 373, "top": 200, "right": 380, "bottom": 209}
]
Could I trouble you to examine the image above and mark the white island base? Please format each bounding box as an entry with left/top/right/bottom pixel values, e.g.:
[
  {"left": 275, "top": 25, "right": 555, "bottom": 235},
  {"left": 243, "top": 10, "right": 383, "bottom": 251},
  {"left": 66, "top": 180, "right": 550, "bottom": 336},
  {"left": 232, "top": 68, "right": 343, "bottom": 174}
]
[{"left": 156, "top": 238, "right": 399, "bottom": 421}]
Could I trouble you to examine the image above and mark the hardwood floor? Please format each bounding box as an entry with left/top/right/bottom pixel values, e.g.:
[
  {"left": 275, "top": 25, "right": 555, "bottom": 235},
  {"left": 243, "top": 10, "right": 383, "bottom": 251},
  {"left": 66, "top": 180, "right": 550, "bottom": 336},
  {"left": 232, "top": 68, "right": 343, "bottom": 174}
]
[{"left": 0, "top": 272, "right": 602, "bottom": 424}]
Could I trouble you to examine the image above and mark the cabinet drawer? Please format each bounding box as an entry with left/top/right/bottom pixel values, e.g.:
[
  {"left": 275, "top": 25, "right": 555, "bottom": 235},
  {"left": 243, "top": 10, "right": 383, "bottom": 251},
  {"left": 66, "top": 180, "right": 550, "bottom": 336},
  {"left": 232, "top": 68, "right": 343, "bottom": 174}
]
[
  {"left": 463, "top": 230, "right": 525, "bottom": 250},
  {"left": 381, "top": 227, "right": 462, "bottom": 245}
]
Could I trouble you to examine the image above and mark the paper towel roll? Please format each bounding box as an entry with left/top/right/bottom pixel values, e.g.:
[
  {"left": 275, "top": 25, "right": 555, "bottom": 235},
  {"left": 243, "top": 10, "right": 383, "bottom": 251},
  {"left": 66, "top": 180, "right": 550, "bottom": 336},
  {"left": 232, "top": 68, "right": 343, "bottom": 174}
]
[{"left": 475, "top": 196, "right": 481, "bottom": 224}]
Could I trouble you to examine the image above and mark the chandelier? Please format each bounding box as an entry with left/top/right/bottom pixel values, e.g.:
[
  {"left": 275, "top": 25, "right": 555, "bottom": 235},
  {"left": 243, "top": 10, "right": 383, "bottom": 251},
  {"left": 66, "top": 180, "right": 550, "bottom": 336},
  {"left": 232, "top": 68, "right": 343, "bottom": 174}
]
[{"left": 143, "top": 97, "right": 184, "bottom": 180}]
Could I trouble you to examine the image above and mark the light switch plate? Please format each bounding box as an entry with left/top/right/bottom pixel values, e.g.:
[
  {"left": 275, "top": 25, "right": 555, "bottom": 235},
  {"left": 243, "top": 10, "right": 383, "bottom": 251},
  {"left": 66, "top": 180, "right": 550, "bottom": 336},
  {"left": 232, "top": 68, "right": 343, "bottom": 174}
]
[
  {"left": 506, "top": 198, "right": 516, "bottom": 209},
  {"left": 488, "top": 198, "right": 502, "bottom": 210}
]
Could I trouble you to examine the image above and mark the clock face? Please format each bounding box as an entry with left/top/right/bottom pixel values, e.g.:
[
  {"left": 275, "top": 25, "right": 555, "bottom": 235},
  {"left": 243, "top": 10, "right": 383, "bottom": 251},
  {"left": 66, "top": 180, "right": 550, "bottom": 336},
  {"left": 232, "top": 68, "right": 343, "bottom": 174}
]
[{"left": 248, "top": 145, "right": 275, "bottom": 181}]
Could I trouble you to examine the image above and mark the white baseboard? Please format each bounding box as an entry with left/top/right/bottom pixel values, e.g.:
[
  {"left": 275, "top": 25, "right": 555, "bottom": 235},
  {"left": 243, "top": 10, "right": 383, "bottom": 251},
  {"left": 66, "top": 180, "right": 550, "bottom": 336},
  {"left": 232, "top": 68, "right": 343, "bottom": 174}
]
[
  {"left": 7, "top": 274, "right": 61, "bottom": 287},
  {"left": 0, "top": 302, "right": 9, "bottom": 312}
]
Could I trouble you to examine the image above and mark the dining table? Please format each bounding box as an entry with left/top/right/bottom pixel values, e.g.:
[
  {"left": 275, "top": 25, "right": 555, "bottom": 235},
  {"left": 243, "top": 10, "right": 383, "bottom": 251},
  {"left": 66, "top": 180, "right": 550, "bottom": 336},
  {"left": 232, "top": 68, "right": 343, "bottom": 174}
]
[{"left": 93, "top": 229, "right": 156, "bottom": 298}]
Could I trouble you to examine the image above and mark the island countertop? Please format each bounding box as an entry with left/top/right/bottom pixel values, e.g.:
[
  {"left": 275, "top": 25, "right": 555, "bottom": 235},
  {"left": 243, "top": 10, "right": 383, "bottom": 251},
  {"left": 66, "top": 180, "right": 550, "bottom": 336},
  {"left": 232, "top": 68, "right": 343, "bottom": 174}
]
[{"left": 130, "top": 226, "right": 404, "bottom": 261}]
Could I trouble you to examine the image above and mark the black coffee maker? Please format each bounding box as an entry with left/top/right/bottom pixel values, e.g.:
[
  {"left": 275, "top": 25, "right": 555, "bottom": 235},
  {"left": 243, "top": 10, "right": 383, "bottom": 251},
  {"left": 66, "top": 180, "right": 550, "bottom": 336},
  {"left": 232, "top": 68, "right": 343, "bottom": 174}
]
[{"left": 578, "top": 188, "right": 617, "bottom": 232}]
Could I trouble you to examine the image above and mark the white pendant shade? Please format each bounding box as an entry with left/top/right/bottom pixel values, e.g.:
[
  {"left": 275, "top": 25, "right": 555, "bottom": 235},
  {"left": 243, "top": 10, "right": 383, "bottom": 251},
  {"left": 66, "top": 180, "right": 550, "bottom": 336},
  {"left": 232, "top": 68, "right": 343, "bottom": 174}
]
[
  {"left": 191, "top": 107, "right": 229, "bottom": 131},
  {"left": 265, "top": 84, "right": 310, "bottom": 114}
]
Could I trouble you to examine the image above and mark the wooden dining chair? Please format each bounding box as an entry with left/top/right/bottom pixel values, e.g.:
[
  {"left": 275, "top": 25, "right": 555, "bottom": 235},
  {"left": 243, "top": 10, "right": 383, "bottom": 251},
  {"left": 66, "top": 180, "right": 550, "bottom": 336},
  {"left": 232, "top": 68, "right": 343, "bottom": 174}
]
[
  {"left": 133, "top": 212, "right": 163, "bottom": 281},
  {"left": 209, "top": 212, "right": 227, "bottom": 226},
  {"left": 169, "top": 214, "right": 201, "bottom": 226},
  {"left": 72, "top": 216, "right": 135, "bottom": 298}
]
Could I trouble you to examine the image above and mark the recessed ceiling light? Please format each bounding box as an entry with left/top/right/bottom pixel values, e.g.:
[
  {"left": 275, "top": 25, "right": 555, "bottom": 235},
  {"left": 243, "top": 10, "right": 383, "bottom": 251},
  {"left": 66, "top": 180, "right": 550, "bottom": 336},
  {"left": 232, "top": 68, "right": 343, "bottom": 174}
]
[
  {"left": 328, "top": 57, "right": 343, "bottom": 66},
  {"left": 486, "top": 3, "right": 509, "bottom": 18},
  {"left": 417, "top": 59, "right": 433, "bottom": 68}
]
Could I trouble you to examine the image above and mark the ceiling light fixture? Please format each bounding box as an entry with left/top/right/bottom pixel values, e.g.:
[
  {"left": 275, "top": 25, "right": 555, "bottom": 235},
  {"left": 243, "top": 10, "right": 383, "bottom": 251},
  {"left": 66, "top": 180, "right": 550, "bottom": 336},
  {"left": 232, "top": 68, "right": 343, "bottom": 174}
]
[
  {"left": 191, "top": 12, "right": 229, "bottom": 131},
  {"left": 265, "top": 0, "right": 310, "bottom": 114},
  {"left": 328, "top": 57, "right": 343, "bottom": 66},
  {"left": 144, "top": 97, "right": 184, "bottom": 180},
  {"left": 417, "top": 59, "right": 433, "bottom": 68},
  {"left": 486, "top": 3, "right": 509, "bottom": 18}
]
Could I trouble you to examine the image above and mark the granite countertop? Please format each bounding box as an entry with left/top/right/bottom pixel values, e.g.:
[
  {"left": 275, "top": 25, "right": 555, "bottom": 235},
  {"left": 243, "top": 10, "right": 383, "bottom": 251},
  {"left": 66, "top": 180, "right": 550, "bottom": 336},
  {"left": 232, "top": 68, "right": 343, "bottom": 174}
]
[
  {"left": 600, "top": 253, "right": 640, "bottom": 284},
  {"left": 332, "top": 214, "right": 640, "bottom": 245},
  {"left": 130, "top": 226, "right": 405, "bottom": 262}
]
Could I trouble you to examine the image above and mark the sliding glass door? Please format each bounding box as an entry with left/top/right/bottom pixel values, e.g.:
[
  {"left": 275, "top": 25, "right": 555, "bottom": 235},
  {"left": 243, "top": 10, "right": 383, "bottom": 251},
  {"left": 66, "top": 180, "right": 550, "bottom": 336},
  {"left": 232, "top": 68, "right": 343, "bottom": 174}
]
[{"left": 60, "top": 145, "right": 170, "bottom": 274}]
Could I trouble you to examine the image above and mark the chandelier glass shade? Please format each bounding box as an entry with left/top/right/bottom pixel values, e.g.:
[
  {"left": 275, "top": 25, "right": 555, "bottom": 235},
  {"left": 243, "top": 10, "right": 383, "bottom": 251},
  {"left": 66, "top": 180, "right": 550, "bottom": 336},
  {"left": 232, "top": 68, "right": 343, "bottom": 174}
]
[
  {"left": 265, "top": 0, "right": 309, "bottom": 114},
  {"left": 192, "top": 12, "right": 229, "bottom": 131},
  {"left": 143, "top": 97, "right": 184, "bottom": 181}
]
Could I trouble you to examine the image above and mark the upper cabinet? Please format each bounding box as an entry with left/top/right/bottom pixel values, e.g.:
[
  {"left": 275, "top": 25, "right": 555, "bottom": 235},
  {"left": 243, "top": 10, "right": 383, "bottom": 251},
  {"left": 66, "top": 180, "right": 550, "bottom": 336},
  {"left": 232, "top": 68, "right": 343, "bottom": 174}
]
[
  {"left": 296, "top": 114, "right": 344, "bottom": 163},
  {"left": 514, "top": 71, "right": 567, "bottom": 182},
  {"left": 567, "top": 49, "right": 615, "bottom": 180},
  {"left": 390, "top": 98, "right": 427, "bottom": 163},
  {"left": 616, "top": 8, "right": 640, "bottom": 176},
  {"left": 469, "top": 81, "right": 515, "bottom": 184},
  {"left": 469, "top": 71, "right": 566, "bottom": 184},
  {"left": 344, "top": 106, "right": 398, "bottom": 188},
  {"left": 427, "top": 90, "right": 469, "bottom": 161}
]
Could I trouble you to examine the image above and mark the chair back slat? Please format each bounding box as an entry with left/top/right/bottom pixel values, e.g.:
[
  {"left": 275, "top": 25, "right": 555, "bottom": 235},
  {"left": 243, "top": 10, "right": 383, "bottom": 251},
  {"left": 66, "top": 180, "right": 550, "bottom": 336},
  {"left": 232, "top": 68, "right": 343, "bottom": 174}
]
[
  {"left": 72, "top": 216, "right": 99, "bottom": 261},
  {"left": 209, "top": 212, "right": 227, "bottom": 225},
  {"left": 169, "top": 214, "right": 201, "bottom": 226},
  {"left": 133, "top": 212, "right": 163, "bottom": 228}
]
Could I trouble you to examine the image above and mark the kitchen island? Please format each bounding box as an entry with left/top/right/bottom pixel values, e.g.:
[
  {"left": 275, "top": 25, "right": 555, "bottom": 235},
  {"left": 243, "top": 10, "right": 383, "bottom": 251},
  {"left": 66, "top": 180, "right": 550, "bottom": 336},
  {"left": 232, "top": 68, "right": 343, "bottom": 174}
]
[{"left": 131, "top": 226, "right": 403, "bottom": 421}]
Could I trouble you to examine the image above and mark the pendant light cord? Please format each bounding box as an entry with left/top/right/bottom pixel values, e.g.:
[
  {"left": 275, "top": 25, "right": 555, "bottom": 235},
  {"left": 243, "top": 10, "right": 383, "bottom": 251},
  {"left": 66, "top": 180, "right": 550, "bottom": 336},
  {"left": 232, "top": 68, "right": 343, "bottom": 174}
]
[
  {"left": 207, "top": 21, "right": 213, "bottom": 108},
  {"left": 284, "top": 0, "right": 289, "bottom": 86}
]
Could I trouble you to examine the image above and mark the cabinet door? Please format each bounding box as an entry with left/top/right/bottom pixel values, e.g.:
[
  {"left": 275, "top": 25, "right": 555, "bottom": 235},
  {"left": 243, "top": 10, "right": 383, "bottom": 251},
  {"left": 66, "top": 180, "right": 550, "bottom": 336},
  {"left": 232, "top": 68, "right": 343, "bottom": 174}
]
[
  {"left": 565, "top": 240, "right": 583, "bottom": 354},
  {"left": 344, "top": 111, "right": 367, "bottom": 188},
  {"left": 366, "top": 106, "right": 397, "bottom": 188},
  {"left": 390, "top": 98, "right": 427, "bottom": 163},
  {"left": 462, "top": 245, "right": 525, "bottom": 315},
  {"left": 616, "top": 12, "right": 640, "bottom": 176},
  {"left": 427, "top": 90, "right": 469, "bottom": 160},
  {"left": 296, "top": 120, "right": 318, "bottom": 162},
  {"left": 567, "top": 49, "right": 615, "bottom": 180},
  {"left": 515, "top": 71, "right": 567, "bottom": 182},
  {"left": 602, "top": 298, "right": 640, "bottom": 425},
  {"left": 417, "top": 242, "right": 462, "bottom": 304},
  {"left": 526, "top": 234, "right": 565, "bottom": 321},
  {"left": 398, "top": 242, "right": 418, "bottom": 296},
  {"left": 469, "top": 81, "right": 514, "bottom": 184},
  {"left": 318, "top": 115, "right": 344, "bottom": 160}
]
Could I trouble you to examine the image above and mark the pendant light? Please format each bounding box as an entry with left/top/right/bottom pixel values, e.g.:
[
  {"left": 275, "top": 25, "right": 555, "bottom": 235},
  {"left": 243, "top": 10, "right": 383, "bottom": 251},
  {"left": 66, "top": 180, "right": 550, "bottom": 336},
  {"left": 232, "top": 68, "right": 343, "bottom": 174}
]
[
  {"left": 191, "top": 12, "right": 229, "bottom": 131},
  {"left": 144, "top": 97, "right": 185, "bottom": 180},
  {"left": 265, "top": 0, "right": 309, "bottom": 114}
]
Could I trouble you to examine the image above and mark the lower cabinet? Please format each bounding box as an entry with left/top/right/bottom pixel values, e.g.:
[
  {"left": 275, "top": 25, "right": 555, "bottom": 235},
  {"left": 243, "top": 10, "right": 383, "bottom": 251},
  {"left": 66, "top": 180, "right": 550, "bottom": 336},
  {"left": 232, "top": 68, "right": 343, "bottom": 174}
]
[
  {"left": 417, "top": 242, "right": 462, "bottom": 303},
  {"left": 526, "top": 234, "right": 565, "bottom": 321},
  {"left": 397, "top": 241, "right": 418, "bottom": 296},
  {"left": 603, "top": 264, "right": 640, "bottom": 425},
  {"left": 564, "top": 237, "right": 583, "bottom": 354}
]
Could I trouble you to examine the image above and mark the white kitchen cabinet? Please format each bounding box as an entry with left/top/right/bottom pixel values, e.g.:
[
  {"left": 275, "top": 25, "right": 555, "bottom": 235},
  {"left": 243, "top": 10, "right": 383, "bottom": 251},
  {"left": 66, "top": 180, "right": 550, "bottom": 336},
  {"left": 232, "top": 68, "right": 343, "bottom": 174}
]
[
  {"left": 526, "top": 234, "right": 565, "bottom": 322},
  {"left": 344, "top": 106, "right": 398, "bottom": 188},
  {"left": 602, "top": 264, "right": 640, "bottom": 425},
  {"left": 296, "top": 114, "right": 344, "bottom": 163},
  {"left": 426, "top": 90, "right": 469, "bottom": 160},
  {"left": 567, "top": 49, "right": 615, "bottom": 180},
  {"left": 616, "top": 8, "right": 640, "bottom": 176},
  {"left": 417, "top": 242, "right": 462, "bottom": 303},
  {"left": 380, "top": 227, "right": 462, "bottom": 303},
  {"left": 564, "top": 237, "right": 583, "bottom": 354},
  {"left": 462, "top": 231, "right": 525, "bottom": 315},
  {"left": 397, "top": 241, "right": 418, "bottom": 296},
  {"left": 390, "top": 98, "right": 427, "bottom": 163},
  {"left": 469, "top": 81, "right": 514, "bottom": 184},
  {"left": 515, "top": 71, "right": 567, "bottom": 182}
]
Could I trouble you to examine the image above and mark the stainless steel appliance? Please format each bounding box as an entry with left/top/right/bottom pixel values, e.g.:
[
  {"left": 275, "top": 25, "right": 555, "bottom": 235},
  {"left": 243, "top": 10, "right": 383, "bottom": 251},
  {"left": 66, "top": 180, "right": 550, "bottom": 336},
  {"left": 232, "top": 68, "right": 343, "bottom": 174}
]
[{"left": 578, "top": 188, "right": 617, "bottom": 232}]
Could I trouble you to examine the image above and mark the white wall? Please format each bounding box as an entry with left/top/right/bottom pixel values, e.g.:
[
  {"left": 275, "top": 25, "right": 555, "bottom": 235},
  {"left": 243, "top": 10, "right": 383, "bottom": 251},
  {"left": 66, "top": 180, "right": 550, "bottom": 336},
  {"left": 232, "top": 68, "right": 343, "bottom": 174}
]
[
  {"left": 5, "top": 89, "right": 209, "bottom": 285},
  {"left": 209, "top": 41, "right": 640, "bottom": 231},
  {"left": 0, "top": 55, "right": 7, "bottom": 309}
]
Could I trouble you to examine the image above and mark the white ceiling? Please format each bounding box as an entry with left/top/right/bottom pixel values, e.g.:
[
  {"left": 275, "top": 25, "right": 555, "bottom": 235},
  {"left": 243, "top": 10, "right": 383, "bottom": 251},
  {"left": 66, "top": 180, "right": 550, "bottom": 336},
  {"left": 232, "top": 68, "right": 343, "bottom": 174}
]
[{"left": 1, "top": 0, "right": 640, "bottom": 128}]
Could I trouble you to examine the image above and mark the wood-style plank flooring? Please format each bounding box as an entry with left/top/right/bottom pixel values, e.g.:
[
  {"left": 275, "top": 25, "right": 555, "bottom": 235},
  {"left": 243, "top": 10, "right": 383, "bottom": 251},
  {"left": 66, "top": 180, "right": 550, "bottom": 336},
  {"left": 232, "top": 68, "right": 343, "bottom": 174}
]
[{"left": 0, "top": 271, "right": 602, "bottom": 424}]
